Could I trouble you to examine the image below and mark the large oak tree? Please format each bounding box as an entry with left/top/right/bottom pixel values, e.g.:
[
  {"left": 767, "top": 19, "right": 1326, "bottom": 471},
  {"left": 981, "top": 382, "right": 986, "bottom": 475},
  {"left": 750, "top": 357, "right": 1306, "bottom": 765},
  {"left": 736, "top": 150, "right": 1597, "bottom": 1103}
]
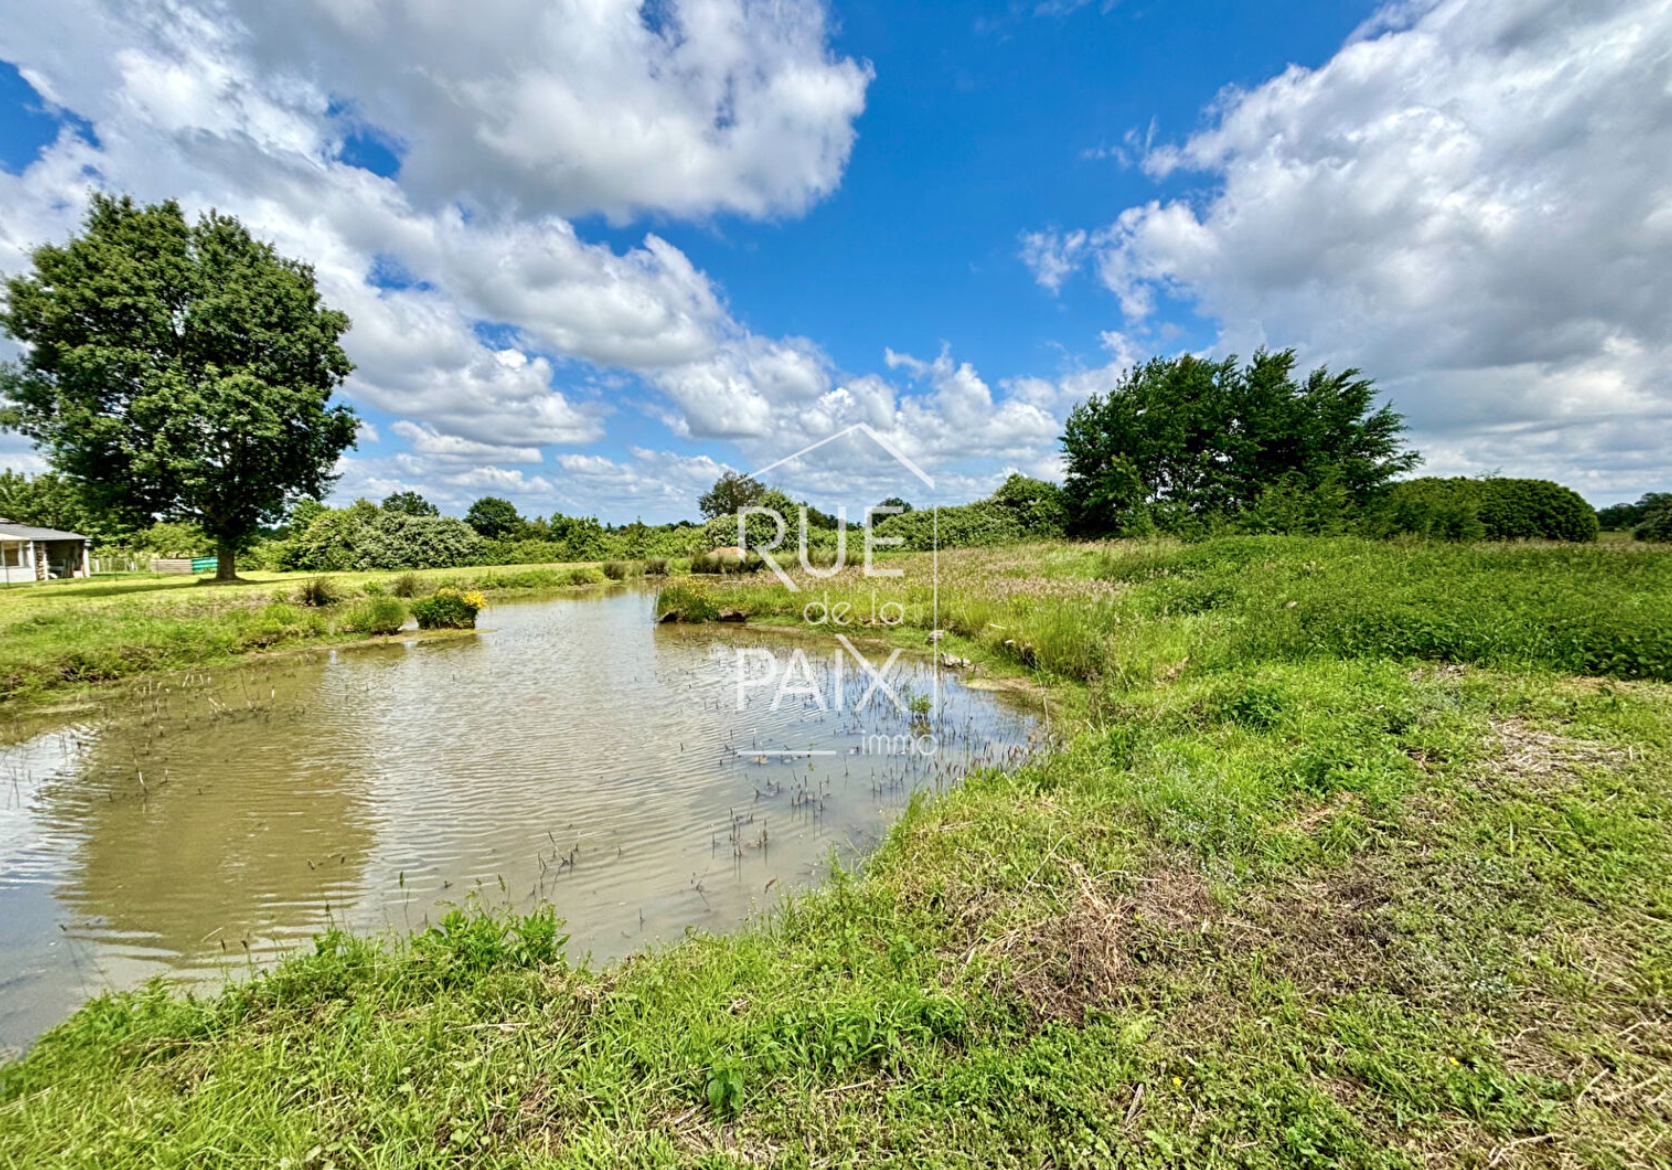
[{"left": 0, "top": 194, "right": 358, "bottom": 580}]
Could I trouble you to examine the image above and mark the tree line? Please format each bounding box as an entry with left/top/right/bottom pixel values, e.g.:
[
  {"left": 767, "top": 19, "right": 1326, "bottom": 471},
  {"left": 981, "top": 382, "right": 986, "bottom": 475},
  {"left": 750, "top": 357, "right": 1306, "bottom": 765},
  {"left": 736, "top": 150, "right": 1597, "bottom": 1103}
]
[{"left": 1, "top": 195, "right": 1660, "bottom": 580}]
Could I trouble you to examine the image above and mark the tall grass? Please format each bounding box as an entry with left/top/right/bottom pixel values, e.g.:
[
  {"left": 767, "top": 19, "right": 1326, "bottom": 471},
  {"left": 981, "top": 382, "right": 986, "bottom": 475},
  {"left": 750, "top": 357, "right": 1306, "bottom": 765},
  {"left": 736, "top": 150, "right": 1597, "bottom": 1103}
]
[
  {"left": 5, "top": 537, "right": 1672, "bottom": 1164},
  {"left": 657, "top": 537, "right": 1672, "bottom": 685}
]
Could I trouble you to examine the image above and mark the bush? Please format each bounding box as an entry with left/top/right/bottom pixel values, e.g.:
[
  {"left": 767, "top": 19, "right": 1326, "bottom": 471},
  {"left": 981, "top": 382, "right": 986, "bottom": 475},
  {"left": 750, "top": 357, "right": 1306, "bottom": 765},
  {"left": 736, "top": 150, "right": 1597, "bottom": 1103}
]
[
  {"left": 390, "top": 572, "right": 427, "bottom": 598},
  {"left": 241, "top": 601, "right": 327, "bottom": 648},
  {"left": 476, "top": 538, "right": 572, "bottom": 566},
  {"left": 340, "top": 596, "right": 407, "bottom": 635},
  {"left": 410, "top": 588, "right": 485, "bottom": 630},
  {"left": 989, "top": 473, "right": 1070, "bottom": 536},
  {"left": 601, "top": 560, "right": 638, "bottom": 580},
  {"left": 1599, "top": 492, "right": 1670, "bottom": 533},
  {"left": 872, "top": 501, "right": 1028, "bottom": 551},
  {"left": 354, "top": 512, "right": 484, "bottom": 570},
  {"left": 643, "top": 557, "right": 669, "bottom": 576},
  {"left": 691, "top": 549, "right": 762, "bottom": 574},
  {"left": 1237, "top": 473, "right": 1353, "bottom": 536},
  {"left": 294, "top": 577, "right": 342, "bottom": 607},
  {"left": 287, "top": 504, "right": 484, "bottom": 571},
  {"left": 1477, "top": 478, "right": 1598, "bottom": 542},
  {"left": 1637, "top": 498, "right": 1672, "bottom": 542},
  {"left": 1374, "top": 477, "right": 1596, "bottom": 542},
  {"left": 1371, "top": 479, "right": 1487, "bottom": 542}
]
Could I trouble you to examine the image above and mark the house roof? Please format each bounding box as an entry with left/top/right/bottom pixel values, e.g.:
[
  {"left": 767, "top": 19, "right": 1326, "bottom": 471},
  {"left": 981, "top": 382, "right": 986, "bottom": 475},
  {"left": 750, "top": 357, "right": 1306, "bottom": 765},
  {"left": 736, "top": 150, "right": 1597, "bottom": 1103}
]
[{"left": 0, "top": 519, "right": 89, "bottom": 541}]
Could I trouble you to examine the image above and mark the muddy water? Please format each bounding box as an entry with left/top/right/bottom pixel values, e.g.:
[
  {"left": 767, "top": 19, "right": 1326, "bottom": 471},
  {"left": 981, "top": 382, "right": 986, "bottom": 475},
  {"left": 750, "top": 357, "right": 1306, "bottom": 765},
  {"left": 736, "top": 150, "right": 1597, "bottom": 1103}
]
[{"left": 0, "top": 587, "right": 1038, "bottom": 1053}]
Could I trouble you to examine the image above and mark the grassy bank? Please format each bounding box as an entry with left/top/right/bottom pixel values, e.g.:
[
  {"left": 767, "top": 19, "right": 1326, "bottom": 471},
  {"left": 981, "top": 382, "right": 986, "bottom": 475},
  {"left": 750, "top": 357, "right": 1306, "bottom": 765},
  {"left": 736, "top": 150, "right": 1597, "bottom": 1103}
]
[
  {"left": 3, "top": 538, "right": 1670, "bottom": 1167},
  {"left": 0, "top": 561, "right": 615, "bottom": 708}
]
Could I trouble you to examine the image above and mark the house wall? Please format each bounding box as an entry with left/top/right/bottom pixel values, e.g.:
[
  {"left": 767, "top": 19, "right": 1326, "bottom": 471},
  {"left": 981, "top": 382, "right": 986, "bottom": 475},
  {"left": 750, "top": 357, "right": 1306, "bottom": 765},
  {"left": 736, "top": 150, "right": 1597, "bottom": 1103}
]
[{"left": 0, "top": 541, "right": 28, "bottom": 585}]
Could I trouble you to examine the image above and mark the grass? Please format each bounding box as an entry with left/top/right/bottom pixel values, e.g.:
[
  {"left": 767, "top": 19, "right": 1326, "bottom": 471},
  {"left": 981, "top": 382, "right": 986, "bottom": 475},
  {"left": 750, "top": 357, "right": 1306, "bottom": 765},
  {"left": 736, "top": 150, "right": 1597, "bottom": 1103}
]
[
  {"left": 3, "top": 537, "right": 1671, "bottom": 1166},
  {"left": 0, "top": 559, "right": 616, "bottom": 709}
]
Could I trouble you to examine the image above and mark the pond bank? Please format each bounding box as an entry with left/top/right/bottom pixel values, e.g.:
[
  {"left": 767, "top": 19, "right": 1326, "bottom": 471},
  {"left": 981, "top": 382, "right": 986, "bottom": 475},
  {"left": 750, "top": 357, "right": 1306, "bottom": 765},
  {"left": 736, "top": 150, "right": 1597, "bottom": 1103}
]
[
  {"left": 4, "top": 538, "right": 1671, "bottom": 1166},
  {"left": 0, "top": 588, "right": 1039, "bottom": 1052},
  {"left": 0, "top": 563, "right": 618, "bottom": 715}
]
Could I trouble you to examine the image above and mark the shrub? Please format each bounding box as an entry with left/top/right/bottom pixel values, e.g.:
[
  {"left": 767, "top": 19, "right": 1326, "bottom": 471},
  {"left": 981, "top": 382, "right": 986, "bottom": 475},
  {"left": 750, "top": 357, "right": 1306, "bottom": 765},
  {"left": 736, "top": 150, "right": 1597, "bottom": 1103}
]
[
  {"left": 1477, "top": 478, "right": 1598, "bottom": 542},
  {"left": 1371, "top": 479, "right": 1487, "bottom": 542},
  {"left": 340, "top": 596, "right": 407, "bottom": 635},
  {"left": 1599, "top": 492, "right": 1671, "bottom": 533},
  {"left": 563, "top": 567, "right": 606, "bottom": 585},
  {"left": 353, "top": 512, "right": 484, "bottom": 570},
  {"left": 294, "top": 577, "right": 342, "bottom": 607},
  {"left": 643, "top": 557, "right": 669, "bottom": 576},
  {"left": 1374, "top": 477, "right": 1596, "bottom": 542},
  {"left": 410, "top": 588, "right": 485, "bottom": 629},
  {"left": 989, "top": 473, "right": 1070, "bottom": 536},
  {"left": 872, "top": 501, "right": 1028, "bottom": 551},
  {"left": 287, "top": 504, "right": 484, "bottom": 571},
  {"left": 1637, "top": 498, "right": 1672, "bottom": 543},
  {"left": 601, "top": 560, "right": 638, "bottom": 580},
  {"left": 691, "top": 549, "right": 762, "bottom": 574},
  {"left": 476, "top": 538, "right": 572, "bottom": 566},
  {"left": 241, "top": 601, "right": 327, "bottom": 648},
  {"left": 1237, "top": 472, "right": 1353, "bottom": 536}
]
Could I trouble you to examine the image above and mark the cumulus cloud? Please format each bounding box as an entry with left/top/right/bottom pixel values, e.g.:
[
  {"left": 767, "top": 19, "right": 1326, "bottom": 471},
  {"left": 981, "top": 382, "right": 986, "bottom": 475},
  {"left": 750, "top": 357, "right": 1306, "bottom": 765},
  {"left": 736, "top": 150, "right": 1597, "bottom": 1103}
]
[
  {"left": 25, "top": 0, "right": 872, "bottom": 222},
  {"left": 1029, "top": 0, "right": 1672, "bottom": 498},
  {"left": 0, "top": 0, "right": 886, "bottom": 513}
]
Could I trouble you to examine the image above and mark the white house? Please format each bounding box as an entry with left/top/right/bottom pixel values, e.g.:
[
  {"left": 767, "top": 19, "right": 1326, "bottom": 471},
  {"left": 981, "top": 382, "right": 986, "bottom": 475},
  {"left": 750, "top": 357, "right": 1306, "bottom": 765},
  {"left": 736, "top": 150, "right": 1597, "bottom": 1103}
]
[{"left": 0, "top": 519, "right": 92, "bottom": 583}]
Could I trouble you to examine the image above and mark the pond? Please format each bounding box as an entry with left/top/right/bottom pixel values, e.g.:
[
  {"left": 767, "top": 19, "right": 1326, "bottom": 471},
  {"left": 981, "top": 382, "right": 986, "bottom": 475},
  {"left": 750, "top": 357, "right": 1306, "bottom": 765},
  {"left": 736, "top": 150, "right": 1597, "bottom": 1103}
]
[{"left": 0, "top": 587, "right": 1040, "bottom": 1054}]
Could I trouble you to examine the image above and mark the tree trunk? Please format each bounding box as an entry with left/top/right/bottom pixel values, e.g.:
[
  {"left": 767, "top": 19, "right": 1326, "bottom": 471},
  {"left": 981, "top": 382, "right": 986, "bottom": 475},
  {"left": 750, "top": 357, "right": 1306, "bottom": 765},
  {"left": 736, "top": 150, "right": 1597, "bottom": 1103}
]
[{"left": 214, "top": 537, "right": 239, "bottom": 582}]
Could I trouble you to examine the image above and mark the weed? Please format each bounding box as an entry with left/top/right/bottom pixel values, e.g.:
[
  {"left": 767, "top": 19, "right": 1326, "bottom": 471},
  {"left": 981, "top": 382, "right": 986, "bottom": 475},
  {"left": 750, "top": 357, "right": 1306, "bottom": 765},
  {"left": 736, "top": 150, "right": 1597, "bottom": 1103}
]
[
  {"left": 293, "top": 577, "right": 342, "bottom": 607},
  {"left": 389, "top": 572, "right": 427, "bottom": 599},
  {"left": 338, "top": 595, "right": 407, "bottom": 635}
]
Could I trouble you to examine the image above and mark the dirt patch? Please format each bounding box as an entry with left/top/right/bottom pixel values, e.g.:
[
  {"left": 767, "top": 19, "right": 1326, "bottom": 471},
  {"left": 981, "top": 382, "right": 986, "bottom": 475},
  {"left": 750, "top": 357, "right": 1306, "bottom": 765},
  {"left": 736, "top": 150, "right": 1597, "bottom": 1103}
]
[
  {"left": 971, "top": 861, "right": 1215, "bottom": 1024},
  {"left": 1488, "top": 718, "right": 1627, "bottom": 791}
]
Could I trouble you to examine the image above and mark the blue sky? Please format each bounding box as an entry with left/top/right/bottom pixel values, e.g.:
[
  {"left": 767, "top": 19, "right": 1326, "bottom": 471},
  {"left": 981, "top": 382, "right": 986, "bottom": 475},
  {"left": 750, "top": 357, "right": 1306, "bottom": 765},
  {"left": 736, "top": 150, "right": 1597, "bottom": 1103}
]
[{"left": 1, "top": 0, "right": 1668, "bottom": 521}]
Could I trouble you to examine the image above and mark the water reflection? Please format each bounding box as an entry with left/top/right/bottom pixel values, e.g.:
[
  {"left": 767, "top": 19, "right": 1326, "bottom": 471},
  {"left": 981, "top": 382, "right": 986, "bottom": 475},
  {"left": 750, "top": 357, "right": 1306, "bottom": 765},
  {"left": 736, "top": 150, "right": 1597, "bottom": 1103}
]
[{"left": 0, "top": 588, "right": 1038, "bottom": 1052}]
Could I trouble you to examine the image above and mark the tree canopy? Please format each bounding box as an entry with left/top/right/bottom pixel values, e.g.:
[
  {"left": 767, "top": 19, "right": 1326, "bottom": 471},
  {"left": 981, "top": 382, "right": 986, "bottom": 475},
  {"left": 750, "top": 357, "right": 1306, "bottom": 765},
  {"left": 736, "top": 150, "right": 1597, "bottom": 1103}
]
[
  {"left": 0, "top": 469, "right": 112, "bottom": 540},
  {"left": 1597, "top": 493, "right": 1671, "bottom": 533},
  {"left": 698, "top": 471, "right": 767, "bottom": 519},
  {"left": 1060, "top": 350, "right": 1420, "bottom": 535},
  {"left": 465, "top": 496, "right": 522, "bottom": 538},
  {"left": 0, "top": 194, "right": 358, "bottom": 580},
  {"left": 381, "top": 490, "right": 438, "bottom": 517}
]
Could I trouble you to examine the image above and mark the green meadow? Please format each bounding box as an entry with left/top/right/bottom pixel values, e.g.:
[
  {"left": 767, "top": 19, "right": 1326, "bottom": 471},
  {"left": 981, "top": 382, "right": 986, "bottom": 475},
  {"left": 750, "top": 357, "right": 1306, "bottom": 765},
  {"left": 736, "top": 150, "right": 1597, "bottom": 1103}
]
[{"left": 2, "top": 536, "right": 1671, "bottom": 1167}]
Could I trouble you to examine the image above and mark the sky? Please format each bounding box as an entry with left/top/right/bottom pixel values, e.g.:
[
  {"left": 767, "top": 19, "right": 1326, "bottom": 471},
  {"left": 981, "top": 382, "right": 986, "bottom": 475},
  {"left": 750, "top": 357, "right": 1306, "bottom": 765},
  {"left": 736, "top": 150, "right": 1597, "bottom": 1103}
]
[{"left": 0, "top": 0, "right": 1668, "bottom": 522}]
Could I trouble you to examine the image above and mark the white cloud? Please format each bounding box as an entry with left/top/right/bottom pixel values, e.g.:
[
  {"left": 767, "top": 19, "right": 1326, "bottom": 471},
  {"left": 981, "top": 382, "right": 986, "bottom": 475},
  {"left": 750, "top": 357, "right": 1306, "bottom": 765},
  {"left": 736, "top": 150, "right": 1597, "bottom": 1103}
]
[
  {"left": 550, "top": 447, "right": 730, "bottom": 516},
  {"left": 1018, "top": 228, "right": 1089, "bottom": 292},
  {"left": 388, "top": 421, "right": 542, "bottom": 465},
  {"left": 44, "top": 0, "right": 872, "bottom": 222},
  {"left": 1039, "top": 0, "right": 1672, "bottom": 498},
  {"left": 0, "top": 0, "right": 884, "bottom": 512}
]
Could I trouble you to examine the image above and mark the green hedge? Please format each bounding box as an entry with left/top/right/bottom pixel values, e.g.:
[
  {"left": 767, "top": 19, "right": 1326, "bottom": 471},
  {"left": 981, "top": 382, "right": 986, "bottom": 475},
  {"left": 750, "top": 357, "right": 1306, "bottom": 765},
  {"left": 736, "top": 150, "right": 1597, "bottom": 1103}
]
[{"left": 1375, "top": 477, "right": 1597, "bottom": 542}]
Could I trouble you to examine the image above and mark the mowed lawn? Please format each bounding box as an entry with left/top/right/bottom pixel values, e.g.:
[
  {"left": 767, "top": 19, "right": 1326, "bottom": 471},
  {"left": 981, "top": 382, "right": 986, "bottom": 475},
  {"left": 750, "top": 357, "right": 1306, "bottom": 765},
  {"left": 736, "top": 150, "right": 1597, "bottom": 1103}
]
[{"left": 0, "top": 560, "right": 611, "bottom": 708}]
